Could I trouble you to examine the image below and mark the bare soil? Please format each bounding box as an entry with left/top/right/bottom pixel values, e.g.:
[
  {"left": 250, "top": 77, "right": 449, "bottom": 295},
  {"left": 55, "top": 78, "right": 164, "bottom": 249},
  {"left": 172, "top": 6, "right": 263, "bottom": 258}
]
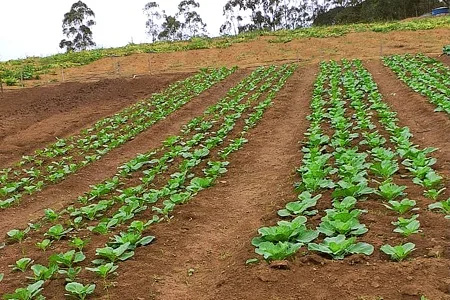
[
  {"left": 0, "top": 29, "right": 450, "bottom": 299},
  {"left": 0, "top": 73, "right": 190, "bottom": 166},
  {"left": 8, "top": 28, "right": 450, "bottom": 88}
]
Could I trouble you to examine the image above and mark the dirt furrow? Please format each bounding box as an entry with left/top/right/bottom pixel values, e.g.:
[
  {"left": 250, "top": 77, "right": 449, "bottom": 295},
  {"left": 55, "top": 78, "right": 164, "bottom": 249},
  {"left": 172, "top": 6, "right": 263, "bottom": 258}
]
[
  {"left": 0, "top": 70, "right": 250, "bottom": 238},
  {"left": 103, "top": 65, "right": 316, "bottom": 300},
  {"left": 0, "top": 73, "right": 190, "bottom": 166},
  {"left": 364, "top": 59, "right": 450, "bottom": 178}
]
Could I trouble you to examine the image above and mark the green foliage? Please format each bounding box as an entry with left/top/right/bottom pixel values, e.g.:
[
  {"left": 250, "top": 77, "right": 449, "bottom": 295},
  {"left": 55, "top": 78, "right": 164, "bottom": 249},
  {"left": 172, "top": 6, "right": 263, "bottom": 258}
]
[
  {"left": 3, "top": 281, "right": 45, "bottom": 300},
  {"left": 443, "top": 45, "right": 450, "bottom": 56},
  {"left": 384, "top": 199, "right": 418, "bottom": 214},
  {"left": 10, "top": 258, "right": 34, "bottom": 272},
  {"left": 65, "top": 282, "right": 96, "bottom": 300},
  {"left": 308, "top": 235, "right": 374, "bottom": 260},
  {"left": 380, "top": 243, "right": 415, "bottom": 261}
]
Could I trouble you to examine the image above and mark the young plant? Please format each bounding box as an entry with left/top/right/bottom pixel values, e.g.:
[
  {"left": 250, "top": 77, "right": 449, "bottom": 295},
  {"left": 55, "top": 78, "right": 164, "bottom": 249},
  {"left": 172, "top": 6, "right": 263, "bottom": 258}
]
[
  {"left": 254, "top": 241, "right": 302, "bottom": 261},
  {"left": 93, "top": 242, "right": 135, "bottom": 264},
  {"left": 29, "top": 264, "right": 59, "bottom": 281},
  {"left": 86, "top": 263, "right": 118, "bottom": 279},
  {"left": 308, "top": 235, "right": 374, "bottom": 260},
  {"left": 380, "top": 243, "right": 415, "bottom": 261},
  {"left": 392, "top": 215, "right": 421, "bottom": 237},
  {"left": 7, "top": 227, "right": 30, "bottom": 243},
  {"left": 49, "top": 250, "right": 86, "bottom": 268},
  {"left": 10, "top": 258, "right": 34, "bottom": 272},
  {"left": 424, "top": 188, "right": 446, "bottom": 201},
  {"left": 45, "top": 224, "right": 73, "bottom": 240},
  {"left": 59, "top": 267, "right": 82, "bottom": 282},
  {"left": 277, "top": 192, "right": 321, "bottom": 217},
  {"left": 375, "top": 181, "right": 407, "bottom": 201},
  {"left": 69, "top": 237, "right": 89, "bottom": 251},
  {"left": 384, "top": 199, "right": 418, "bottom": 214},
  {"left": 36, "top": 239, "right": 53, "bottom": 251},
  {"left": 65, "top": 282, "right": 96, "bottom": 300},
  {"left": 3, "top": 280, "right": 45, "bottom": 300},
  {"left": 428, "top": 198, "right": 450, "bottom": 215}
]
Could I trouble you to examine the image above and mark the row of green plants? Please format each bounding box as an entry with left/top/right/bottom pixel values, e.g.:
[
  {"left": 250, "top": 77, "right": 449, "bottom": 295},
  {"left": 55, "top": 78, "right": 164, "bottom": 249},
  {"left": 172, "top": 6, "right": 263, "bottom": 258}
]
[
  {"left": 1, "top": 16, "right": 449, "bottom": 85},
  {"left": 0, "top": 64, "right": 297, "bottom": 298},
  {"left": 251, "top": 58, "right": 448, "bottom": 263},
  {"left": 0, "top": 67, "right": 236, "bottom": 209},
  {"left": 383, "top": 53, "right": 450, "bottom": 115}
]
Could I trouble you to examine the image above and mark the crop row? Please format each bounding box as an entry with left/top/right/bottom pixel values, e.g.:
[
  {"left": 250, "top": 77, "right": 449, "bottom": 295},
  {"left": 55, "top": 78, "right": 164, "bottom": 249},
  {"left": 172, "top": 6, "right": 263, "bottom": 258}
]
[
  {"left": 0, "top": 67, "right": 236, "bottom": 209},
  {"left": 252, "top": 59, "right": 448, "bottom": 263},
  {"left": 383, "top": 54, "right": 450, "bottom": 115},
  {"left": 0, "top": 64, "right": 297, "bottom": 298}
]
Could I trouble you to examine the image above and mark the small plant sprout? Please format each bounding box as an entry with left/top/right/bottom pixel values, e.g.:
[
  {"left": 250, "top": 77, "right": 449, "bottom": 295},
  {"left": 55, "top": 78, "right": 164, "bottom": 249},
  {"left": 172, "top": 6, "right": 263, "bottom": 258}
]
[
  {"left": 392, "top": 215, "right": 421, "bottom": 237},
  {"left": 384, "top": 199, "right": 418, "bottom": 214},
  {"left": 45, "top": 224, "right": 73, "bottom": 240},
  {"left": 3, "top": 280, "right": 45, "bottom": 300},
  {"left": 380, "top": 243, "right": 416, "bottom": 261},
  {"left": 44, "top": 208, "right": 59, "bottom": 222},
  {"left": 428, "top": 198, "right": 450, "bottom": 216},
  {"left": 7, "top": 227, "right": 30, "bottom": 243},
  {"left": 86, "top": 263, "right": 118, "bottom": 279},
  {"left": 375, "top": 181, "right": 407, "bottom": 201},
  {"left": 36, "top": 239, "right": 53, "bottom": 251},
  {"left": 70, "top": 237, "right": 89, "bottom": 251},
  {"left": 65, "top": 282, "right": 96, "bottom": 300},
  {"left": 308, "top": 235, "right": 374, "bottom": 260},
  {"left": 10, "top": 258, "right": 34, "bottom": 272}
]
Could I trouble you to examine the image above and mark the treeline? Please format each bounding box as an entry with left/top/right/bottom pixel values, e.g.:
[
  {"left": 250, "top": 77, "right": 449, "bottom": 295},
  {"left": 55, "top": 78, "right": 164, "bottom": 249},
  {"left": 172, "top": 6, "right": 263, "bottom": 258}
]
[
  {"left": 59, "top": 0, "right": 449, "bottom": 52},
  {"left": 314, "top": 0, "right": 449, "bottom": 26}
]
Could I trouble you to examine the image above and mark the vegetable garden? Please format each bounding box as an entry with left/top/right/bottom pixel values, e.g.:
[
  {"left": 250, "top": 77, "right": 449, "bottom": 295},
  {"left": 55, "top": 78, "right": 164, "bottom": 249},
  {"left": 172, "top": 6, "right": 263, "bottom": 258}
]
[{"left": 0, "top": 41, "right": 449, "bottom": 299}]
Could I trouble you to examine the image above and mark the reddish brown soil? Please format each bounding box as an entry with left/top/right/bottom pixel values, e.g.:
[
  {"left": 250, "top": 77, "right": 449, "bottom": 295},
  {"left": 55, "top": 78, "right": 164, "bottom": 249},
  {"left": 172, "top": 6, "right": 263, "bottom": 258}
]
[
  {"left": 1, "top": 31, "right": 450, "bottom": 299},
  {"left": 0, "top": 70, "right": 250, "bottom": 238},
  {"left": 439, "top": 54, "right": 450, "bottom": 66},
  {"left": 7, "top": 28, "right": 449, "bottom": 89},
  {"left": 0, "top": 73, "right": 190, "bottom": 166}
]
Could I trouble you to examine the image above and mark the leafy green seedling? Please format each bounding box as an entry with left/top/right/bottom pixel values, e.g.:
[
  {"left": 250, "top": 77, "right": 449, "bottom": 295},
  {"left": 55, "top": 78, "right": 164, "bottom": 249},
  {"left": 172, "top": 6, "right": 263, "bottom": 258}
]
[
  {"left": 255, "top": 241, "right": 301, "bottom": 261},
  {"left": 10, "top": 258, "right": 33, "bottom": 272},
  {"left": 108, "top": 232, "right": 155, "bottom": 250},
  {"left": 45, "top": 224, "right": 73, "bottom": 240},
  {"left": 384, "top": 199, "right": 418, "bottom": 214},
  {"left": 36, "top": 239, "right": 52, "bottom": 252},
  {"left": 0, "top": 273, "right": 3, "bottom": 282},
  {"left": 7, "top": 228, "right": 30, "bottom": 243},
  {"left": 59, "top": 267, "right": 82, "bottom": 282},
  {"left": 93, "top": 242, "right": 134, "bottom": 264},
  {"left": 375, "top": 181, "right": 406, "bottom": 201},
  {"left": 332, "top": 196, "right": 357, "bottom": 211},
  {"left": 65, "top": 282, "right": 96, "bottom": 300},
  {"left": 380, "top": 243, "right": 415, "bottom": 261},
  {"left": 308, "top": 235, "right": 374, "bottom": 260},
  {"left": 29, "top": 264, "right": 59, "bottom": 281},
  {"left": 3, "top": 280, "right": 45, "bottom": 300},
  {"left": 86, "top": 263, "right": 118, "bottom": 279},
  {"left": 428, "top": 198, "right": 450, "bottom": 215},
  {"left": 392, "top": 216, "right": 421, "bottom": 237},
  {"left": 424, "top": 188, "right": 446, "bottom": 201},
  {"left": 277, "top": 192, "right": 320, "bottom": 217},
  {"left": 50, "top": 250, "right": 86, "bottom": 268},
  {"left": 44, "top": 208, "right": 59, "bottom": 222},
  {"left": 69, "top": 237, "right": 89, "bottom": 251}
]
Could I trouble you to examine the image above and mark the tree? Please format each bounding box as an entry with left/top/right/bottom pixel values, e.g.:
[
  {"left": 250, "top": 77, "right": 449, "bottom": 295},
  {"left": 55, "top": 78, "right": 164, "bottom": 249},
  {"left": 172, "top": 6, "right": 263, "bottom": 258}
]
[
  {"left": 158, "top": 14, "right": 183, "bottom": 41},
  {"left": 144, "top": 2, "right": 162, "bottom": 42},
  {"left": 59, "top": 1, "right": 96, "bottom": 52},
  {"left": 177, "top": 0, "right": 208, "bottom": 38}
]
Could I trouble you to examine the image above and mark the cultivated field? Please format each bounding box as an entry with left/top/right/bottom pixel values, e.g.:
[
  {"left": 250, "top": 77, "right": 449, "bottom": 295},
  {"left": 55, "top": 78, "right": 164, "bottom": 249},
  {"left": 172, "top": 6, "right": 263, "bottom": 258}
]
[{"left": 0, "top": 24, "right": 449, "bottom": 300}]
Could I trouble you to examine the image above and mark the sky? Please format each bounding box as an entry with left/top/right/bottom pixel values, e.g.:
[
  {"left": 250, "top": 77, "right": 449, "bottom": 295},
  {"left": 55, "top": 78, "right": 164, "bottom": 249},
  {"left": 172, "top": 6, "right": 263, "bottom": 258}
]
[{"left": 0, "top": 0, "right": 229, "bottom": 61}]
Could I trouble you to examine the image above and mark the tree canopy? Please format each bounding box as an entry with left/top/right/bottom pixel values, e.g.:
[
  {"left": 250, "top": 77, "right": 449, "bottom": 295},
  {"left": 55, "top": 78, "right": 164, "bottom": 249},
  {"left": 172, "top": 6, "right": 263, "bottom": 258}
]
[{"left": 59, "top": 1, "right": 96, "bottom": 52}]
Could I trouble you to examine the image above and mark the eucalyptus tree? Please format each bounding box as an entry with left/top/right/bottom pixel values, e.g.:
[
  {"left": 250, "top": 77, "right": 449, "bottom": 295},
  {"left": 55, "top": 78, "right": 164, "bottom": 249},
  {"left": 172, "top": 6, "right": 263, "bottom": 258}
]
[
  {"left": 59, "top": 1, "right": 96, "bottom": 52},
  {"left": 143, "top": 2, "right": 162, "bottom": 42}
]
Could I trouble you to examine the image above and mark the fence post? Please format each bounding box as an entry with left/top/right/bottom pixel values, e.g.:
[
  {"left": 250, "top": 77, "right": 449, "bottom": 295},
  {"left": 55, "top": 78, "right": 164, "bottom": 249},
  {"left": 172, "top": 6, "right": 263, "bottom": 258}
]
[{"left": 0, "top": 73, "right": 3, "bottom": 95}]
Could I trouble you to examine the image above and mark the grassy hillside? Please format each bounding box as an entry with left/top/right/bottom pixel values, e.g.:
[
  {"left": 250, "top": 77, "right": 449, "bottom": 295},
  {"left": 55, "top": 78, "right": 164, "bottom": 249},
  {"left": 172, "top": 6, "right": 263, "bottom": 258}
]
[{"left": 0, "top": 16, "right": 449, "bottom": 86}]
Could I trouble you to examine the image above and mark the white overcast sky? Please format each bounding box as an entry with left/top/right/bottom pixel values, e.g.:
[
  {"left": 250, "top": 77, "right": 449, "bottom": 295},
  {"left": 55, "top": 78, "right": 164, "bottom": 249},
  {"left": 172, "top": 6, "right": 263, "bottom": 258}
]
[{"left": 0, "top": 0, "right": 229, "bottom": 61}]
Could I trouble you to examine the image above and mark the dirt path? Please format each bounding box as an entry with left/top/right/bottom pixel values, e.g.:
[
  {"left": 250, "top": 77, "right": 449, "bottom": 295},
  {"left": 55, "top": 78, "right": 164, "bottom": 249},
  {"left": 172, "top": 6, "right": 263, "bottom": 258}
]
[
  {"left": 364, "top": 60, "right": 450, "bottom": 178},
  {"left": 0, "top": 70, "right": 250, "bottom": 238},
  {"left": 0, "top": 73, "right": 190, "bottom": 166},
  {"left": 106, "top": 64, "right": 316, "bottom": 300}
]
